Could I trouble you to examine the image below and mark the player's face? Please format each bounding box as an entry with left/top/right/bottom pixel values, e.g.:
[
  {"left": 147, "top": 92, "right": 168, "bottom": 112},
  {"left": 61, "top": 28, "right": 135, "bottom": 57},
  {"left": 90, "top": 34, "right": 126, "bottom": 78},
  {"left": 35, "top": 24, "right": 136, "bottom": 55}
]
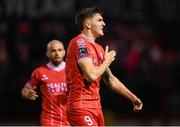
[
  {"left": 90, "top": 13, "right": 105, "bottom": 38},
  {"left": 47, "top": 42, "right": 65, "bottom": 66}
]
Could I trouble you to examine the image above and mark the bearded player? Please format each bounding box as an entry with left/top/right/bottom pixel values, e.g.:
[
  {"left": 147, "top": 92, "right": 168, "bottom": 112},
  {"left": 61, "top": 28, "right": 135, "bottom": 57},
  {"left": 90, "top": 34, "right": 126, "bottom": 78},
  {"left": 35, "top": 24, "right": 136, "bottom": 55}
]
[{"left": 21, "top": 40, "right": 69, "bottom": 126}]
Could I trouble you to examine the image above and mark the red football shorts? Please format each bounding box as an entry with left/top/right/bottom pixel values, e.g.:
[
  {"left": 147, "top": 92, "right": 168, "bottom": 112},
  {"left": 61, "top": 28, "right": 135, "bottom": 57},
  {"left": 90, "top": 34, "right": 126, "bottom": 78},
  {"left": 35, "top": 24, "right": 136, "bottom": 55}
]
[
  {"left": 67, "top": 108, "right": 105, "bottom": 126},
  {"left": 41, "top": 117, "right": 68, "bottom": 126}
]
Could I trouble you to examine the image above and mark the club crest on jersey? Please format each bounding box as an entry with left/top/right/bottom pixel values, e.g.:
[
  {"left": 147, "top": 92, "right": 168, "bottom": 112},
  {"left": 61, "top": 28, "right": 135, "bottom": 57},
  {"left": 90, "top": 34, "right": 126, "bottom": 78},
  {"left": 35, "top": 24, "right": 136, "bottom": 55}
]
[
  {"left": 77, "top": 39, "right": 85, "bottom": 48},
  {"left": 78, "top": 48, "right": 89, "bottom": 56}
]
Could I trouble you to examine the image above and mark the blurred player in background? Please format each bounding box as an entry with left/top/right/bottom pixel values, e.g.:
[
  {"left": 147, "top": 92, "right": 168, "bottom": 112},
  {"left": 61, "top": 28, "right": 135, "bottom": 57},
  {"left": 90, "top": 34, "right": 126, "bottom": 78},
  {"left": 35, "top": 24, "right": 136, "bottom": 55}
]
[
  {"left": 65, "top": 6, "right": 143, "bottom": 126},
  {"left": 21, "top": 40, "right": 69, "bottom": 126}
]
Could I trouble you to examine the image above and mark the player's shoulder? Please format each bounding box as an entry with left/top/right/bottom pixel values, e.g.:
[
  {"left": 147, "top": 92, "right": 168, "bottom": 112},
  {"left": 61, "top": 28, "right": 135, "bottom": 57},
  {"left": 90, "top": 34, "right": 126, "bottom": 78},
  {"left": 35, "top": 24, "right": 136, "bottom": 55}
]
[
  {"left": 33, "top": 64, "right": 48, "bottom": 73},
  {"left": 70, "top": 34, "right": 87, "bottom": 46}
]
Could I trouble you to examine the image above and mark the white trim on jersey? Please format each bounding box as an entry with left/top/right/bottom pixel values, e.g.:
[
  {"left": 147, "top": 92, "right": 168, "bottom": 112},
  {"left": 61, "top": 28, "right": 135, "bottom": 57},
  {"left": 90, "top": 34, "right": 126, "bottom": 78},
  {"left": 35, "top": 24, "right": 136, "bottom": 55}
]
[
  {"left": 81, "top": 33, "right": 95, "bottom": 44},
  {"left": 77, "top": 57, "right": 92, "bottom": 64},
  {"left": 25, "top": 82, "right": 34, "bottom": 89},
  {"left": 47, "top": 62, "right": 65, "bottom": 72}
]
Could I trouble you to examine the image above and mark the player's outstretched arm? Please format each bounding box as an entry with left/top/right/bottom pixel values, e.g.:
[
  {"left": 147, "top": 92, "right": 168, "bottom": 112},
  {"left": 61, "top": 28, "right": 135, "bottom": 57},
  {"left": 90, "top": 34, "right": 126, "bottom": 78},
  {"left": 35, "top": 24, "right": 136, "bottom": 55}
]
[
  {"left": 102, "top": 68, "right": 143, "bottom": 112},
  {"left": 21, "top": 85, "right": 38, "bottom": 101}
]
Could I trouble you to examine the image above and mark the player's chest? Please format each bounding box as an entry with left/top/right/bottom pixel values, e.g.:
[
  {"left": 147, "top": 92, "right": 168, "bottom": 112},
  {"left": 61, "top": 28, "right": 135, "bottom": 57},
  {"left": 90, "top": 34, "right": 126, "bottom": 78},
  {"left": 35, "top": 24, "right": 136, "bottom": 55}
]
[
  {"left": 40, "top": 71, "right": 67, "bottom": 93},
  {"left": 89, "top": 46, "right": 104, "bottom": 66},
  {"left": 40, "top": 71, "right": 65, "bottom": 83}
]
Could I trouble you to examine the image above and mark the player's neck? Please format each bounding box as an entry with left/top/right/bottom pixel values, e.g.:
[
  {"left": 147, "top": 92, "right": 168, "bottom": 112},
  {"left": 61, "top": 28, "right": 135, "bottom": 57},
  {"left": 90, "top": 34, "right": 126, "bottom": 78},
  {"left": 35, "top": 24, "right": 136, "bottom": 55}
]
[
  {"left": 81, "top": 30, "right": 96, "bottom": 42},
  {"left": 49, "top": 61, "right": 64, "bottom": 67}
]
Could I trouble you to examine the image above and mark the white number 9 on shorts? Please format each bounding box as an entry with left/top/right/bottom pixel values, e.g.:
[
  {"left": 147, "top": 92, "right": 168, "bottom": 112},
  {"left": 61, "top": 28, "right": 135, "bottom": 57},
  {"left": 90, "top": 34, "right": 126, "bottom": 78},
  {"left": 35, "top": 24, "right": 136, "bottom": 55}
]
[{"left": 84, "top": 116, "right": 93, "bottom": 126}]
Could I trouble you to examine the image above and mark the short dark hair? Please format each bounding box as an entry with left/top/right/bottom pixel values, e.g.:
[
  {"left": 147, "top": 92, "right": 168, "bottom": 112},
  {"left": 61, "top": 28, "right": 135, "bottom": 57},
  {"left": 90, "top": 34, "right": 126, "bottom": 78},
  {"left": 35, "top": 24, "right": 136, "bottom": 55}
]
[{"left": 75, "top": 6, "right": 103, "bottom": 31}]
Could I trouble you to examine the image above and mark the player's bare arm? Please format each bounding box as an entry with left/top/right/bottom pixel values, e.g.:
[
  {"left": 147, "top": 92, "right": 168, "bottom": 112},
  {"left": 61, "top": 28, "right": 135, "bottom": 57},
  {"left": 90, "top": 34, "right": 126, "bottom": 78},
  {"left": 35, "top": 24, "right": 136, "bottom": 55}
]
[
  {"left": 78, "top": 46, "right": 116, "bottom": 82},
  {"left": 21, "top": 85, "right": 38, "bottom": 101},
  {"left": 102, "top": 68, "right": 143, "bottom": 112}
]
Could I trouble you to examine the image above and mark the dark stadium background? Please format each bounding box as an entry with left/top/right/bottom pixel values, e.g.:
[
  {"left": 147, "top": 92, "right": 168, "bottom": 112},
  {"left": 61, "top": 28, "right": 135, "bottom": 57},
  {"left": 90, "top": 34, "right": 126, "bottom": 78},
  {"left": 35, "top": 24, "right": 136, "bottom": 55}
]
[{"left": 0, "top": 0, "right": 179, "bottom": 125}]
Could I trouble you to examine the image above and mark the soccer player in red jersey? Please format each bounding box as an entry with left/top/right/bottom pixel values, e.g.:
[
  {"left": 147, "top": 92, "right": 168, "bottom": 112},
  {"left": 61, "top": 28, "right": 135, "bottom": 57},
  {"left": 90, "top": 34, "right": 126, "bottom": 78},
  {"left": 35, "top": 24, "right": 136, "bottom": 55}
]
[
  {"left": 65, "top": 6, "right": 143, "bottom": 126},
  {"left": 21, "top": 40, "right": 70, "bottom": 126}
]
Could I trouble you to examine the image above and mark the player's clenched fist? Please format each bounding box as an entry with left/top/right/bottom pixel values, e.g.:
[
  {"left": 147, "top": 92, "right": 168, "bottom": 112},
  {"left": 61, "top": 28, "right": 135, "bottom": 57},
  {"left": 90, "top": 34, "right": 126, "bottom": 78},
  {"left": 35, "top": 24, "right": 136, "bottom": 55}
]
[{"left": 132, "top": 98, "right": 143, "bottom": 113}]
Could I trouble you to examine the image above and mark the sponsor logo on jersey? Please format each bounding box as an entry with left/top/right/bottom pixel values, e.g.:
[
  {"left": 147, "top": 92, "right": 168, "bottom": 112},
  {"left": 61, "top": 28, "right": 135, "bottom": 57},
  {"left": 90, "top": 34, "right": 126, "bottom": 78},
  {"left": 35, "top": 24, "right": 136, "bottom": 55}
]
[{"left": 47, "top": 83, "right": 67, "bottom": 94}]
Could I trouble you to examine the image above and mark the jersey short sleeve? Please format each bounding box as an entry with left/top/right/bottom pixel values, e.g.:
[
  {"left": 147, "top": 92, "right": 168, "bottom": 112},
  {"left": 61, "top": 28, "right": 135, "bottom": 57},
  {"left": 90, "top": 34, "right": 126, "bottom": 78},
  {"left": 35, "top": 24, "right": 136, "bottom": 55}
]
[
  {"left": 26, "top": 69, "right": 41, "bottom": 89},
  {"left": 74, "top": 38, "right": 92, "bottom": 64}
]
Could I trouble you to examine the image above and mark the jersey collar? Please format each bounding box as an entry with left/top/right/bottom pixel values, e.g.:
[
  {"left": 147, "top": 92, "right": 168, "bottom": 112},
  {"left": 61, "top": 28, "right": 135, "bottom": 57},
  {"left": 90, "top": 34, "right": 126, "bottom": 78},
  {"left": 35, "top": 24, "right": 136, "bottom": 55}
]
[
  {"left": 47, "top": 62, "right": 65, "bottom": 72},
  {"left": 81, "top": 34, "right": 95, "bottom": 44}
]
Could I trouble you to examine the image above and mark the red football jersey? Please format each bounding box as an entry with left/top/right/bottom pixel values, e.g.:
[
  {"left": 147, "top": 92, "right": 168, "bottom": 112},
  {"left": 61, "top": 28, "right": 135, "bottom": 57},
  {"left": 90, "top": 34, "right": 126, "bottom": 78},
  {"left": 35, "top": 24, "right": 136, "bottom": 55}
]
[
  {"left": 66, "top": 34, "right": 104, "bottom": 110},
  {"left": 26, "top": 62, "right": 69, "bottom": 126}
]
